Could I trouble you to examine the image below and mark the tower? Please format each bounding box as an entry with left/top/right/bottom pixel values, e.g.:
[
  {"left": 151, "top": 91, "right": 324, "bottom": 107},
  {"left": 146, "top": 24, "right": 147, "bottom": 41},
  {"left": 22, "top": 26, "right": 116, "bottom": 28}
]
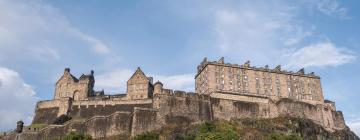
[
  {"left": 54, "top": 68, "right": 95, "bottom": 100},
  {"left": 16, "top": 120, "right": 24, "bottom": 133},
  {"left": 126, "top": 67, "right": 154, "bottom": 100},
  {"left": 154, "top": 81, "right": 163, "bottom": 95}
]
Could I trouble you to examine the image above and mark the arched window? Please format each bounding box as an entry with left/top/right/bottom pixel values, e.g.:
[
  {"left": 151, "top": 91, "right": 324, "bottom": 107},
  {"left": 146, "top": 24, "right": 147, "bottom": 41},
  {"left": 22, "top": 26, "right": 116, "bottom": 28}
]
[{"left": 73, "top": 90, "right": 80, "bottom": 100}]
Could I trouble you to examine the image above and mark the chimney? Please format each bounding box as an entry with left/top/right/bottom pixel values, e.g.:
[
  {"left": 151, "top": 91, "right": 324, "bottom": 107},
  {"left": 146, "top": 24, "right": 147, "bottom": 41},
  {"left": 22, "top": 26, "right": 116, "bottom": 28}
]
[
  {"left": 218, "top": 57, "right": 225, "bottom": 64},
  {"left": 64, "top": 68, "right": 70, "bottom": 73}
]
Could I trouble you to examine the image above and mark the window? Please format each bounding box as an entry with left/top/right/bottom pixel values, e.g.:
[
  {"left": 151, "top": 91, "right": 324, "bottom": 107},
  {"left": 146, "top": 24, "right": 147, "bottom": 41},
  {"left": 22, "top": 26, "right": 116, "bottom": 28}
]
[{"left": 255, "top": 77, "right": 260, "bottom": 89}]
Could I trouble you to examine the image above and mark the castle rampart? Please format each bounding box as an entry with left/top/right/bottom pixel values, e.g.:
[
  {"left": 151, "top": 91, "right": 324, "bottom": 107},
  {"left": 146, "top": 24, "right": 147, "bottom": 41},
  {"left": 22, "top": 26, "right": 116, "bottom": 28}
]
[{"left": 3, "top": 57, "right": 349, "bottom": 140}]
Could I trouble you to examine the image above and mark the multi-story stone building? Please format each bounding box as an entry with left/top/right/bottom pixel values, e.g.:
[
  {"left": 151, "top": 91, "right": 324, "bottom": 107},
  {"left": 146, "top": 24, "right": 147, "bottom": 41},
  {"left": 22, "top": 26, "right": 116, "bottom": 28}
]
[
  {"left": 2, "top": 57, "right": 354, "bottom": 140},
  {"left": 196, "top": 57, "right": 324, "bottom": 104}
]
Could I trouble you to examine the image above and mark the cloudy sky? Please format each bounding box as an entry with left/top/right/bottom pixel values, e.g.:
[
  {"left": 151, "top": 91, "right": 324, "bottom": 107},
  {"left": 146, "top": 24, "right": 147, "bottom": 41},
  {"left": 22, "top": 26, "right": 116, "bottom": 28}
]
[{"left": 0, "top": 0, "right": 360, "bottom": 135}]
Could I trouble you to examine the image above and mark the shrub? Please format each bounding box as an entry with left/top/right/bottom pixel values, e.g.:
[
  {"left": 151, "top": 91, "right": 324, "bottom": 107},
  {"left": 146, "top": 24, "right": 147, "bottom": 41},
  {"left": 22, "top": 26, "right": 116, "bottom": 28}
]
[
  {"left": 132, "top": 132, "right": 159, "bottom": 140},
  {"left": 199, "top": 122, "right": 216, "bottom": 133},
  {"left": 195, "top": 122, "right": 239, "bottom": 140},
  {"left": 55, "top": 132, "right": 92, "bottom": 140},
  {"left": 267, "top": 133, "right": 303, "bottom": 140}
]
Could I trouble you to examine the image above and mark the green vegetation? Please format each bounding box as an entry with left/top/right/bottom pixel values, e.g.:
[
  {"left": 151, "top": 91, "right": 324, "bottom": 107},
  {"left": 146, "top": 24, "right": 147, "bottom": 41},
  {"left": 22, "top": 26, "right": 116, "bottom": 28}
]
[
  {"left": 43, "top": 117, "right": 356, "bottom": 140},
  {"left": 54, "top": 132, "right": 92, "bottom": 140},
  {"left": 128, "top": 119, "right": 307, "bottom": 140},
  {"left": 131, "top": 132, "right": 159, "bottom": 140},
  {"left": 266, "top": 133, "right": 303, "bottom": 140},
  {"left": 28, "top": 124, "right": 48, "bottom": 129},
  {"left": 195, "top": 121, "right": 239, "bottom": 140}
]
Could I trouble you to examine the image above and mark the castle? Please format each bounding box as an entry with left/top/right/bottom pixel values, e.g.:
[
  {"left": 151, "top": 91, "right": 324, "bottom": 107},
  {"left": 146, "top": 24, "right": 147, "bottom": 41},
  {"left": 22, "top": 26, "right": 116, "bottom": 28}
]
[{"left": 3, "top": 57, "right": 347, "bottom": 140}]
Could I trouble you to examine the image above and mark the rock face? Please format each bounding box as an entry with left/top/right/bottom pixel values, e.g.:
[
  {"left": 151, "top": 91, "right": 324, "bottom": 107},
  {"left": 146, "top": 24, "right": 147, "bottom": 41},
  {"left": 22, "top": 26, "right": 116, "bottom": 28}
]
[
  {"left": 149, "top": 117, "right": 360, "bottom": 140},
  {"left": 2, "top": 58, "right": 358, "bottom": 140}
]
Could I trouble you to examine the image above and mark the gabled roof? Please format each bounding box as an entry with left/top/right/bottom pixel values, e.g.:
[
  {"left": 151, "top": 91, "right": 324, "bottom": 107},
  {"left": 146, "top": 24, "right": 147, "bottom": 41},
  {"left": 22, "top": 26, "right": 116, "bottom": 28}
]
[
  {"left": 79, "top": 74, "right": 94, "bottom": 80},
  {"left": 69, "top": 74, "right": 79, "bottom": 82},
  {"left": 128, "top": 67, "right": 149, "bottom": 82},
  {"left": 56, "top": 72, "right": 78, "bottom": 85}
]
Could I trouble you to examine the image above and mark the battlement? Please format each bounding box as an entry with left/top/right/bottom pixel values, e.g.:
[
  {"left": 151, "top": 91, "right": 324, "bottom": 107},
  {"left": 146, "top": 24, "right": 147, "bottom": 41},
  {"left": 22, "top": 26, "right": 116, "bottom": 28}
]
[
  {"left": 154, "top": 89, "right": 211, "bottom": 100},
  {"left": 3, "top": 57, "right": 350, "bottom": 140},
  {"left": 196, "top": 57, "right": 319, "bottom": 79},
  {"left": 195, "top": 57, "right": 325, "bottom": 105}
]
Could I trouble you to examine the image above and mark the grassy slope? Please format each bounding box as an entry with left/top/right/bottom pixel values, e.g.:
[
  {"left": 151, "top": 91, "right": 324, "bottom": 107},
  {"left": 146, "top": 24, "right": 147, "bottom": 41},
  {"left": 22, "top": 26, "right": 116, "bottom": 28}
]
[{"left": 90, "top": 117, "right": 359, "bottom": 140}]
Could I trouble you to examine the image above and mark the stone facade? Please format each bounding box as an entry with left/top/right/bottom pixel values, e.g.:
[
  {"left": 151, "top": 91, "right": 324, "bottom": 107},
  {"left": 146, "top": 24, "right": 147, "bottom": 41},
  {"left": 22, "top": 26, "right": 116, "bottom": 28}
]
[
  {"left": 126, "top": 67, "right": 154, "bottom": 100},
  {"left": 195, "top": 57, "right": 324, "bottom": 104},
  {"left": 54, "top": 68, "right": 95, "bottom": 101},
  {"left": 3, "top": 58, "right": 351, "bottom": 140}
]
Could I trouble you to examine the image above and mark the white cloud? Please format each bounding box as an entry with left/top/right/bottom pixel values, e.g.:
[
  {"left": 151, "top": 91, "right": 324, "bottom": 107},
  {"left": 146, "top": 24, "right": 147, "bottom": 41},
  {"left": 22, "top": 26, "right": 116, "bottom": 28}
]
[
  {"left": 0, "top": 0, "right": 110, "bottom": 64},
  {"left": 154, "top": 74, "right": 194, "bottom": 92},
  {"left": 213, "top": 1, "right": 315, "bottom": 65},
  {"left": 211, "top": 1, "right": 355, "bottom": 68},
  {"left": 95, "top": 69, "right": 195, "bottom": 94},
  {"left": 307, "top": 0, "right": 348, "bottom": 19},
  {"left": 348, "top": 118, "right": 360, "bottom": 137},
  {"left": 95, "top": 69, "right": 133, "bottom": 93},
  {"left": 285, "top": 41, "right": 356, "bottom": 69},
  {"left": 69, "top": 28, "right": 110, "bottom": 55},
  {"left": 30, "top": 47, "right": 61, "bottom": 61},
  {"left": 0, "top": 67, "right": 38, "bottom": 132}
]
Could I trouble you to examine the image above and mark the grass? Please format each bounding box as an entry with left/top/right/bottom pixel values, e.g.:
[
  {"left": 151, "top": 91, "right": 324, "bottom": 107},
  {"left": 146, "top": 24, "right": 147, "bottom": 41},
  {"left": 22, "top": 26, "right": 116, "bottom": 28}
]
[
  {"left": 49, "top": 132, "right": 92, "bottom": 140},
  {"left": 28, "top": 124, "right": 48, "bottom": 129},
  {"left": 131, "top": 132, "right": 159, "bottom": 140}
]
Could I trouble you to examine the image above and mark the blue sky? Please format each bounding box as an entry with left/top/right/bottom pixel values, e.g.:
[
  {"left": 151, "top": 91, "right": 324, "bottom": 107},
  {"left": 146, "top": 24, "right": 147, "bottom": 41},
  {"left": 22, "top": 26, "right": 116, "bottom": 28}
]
[{"left": 0, "top": 0, "right": 360, "bottom": 135}]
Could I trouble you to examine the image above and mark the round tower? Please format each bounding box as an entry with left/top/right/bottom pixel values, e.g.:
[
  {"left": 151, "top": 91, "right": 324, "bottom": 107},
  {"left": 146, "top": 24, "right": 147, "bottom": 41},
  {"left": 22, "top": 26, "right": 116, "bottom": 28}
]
[
  {"left": 154, "top": 81, "right": 163, "bottom": 95},
  {"left": 16, "top": 120, "right": 24, "bottom": 133}
]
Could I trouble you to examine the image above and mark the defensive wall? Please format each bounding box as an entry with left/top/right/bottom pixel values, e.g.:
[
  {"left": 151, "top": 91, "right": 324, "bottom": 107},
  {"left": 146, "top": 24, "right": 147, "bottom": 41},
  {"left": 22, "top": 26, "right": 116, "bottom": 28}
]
[
  {"left": 2, "top": 58, "right": 349, "bottom": 140},
  {"left": 3, "top": 91, "right": 346, "bottom": 140}
]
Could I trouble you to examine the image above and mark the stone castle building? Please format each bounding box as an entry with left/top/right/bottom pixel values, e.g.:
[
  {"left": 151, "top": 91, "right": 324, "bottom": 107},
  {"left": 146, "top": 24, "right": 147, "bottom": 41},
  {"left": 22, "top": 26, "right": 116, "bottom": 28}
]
[
  {"left": 196, "top": 57, "right": 323, "bottom": 104},
  {"left": 3, "top": 57, "right": 348, "bottom": 140}
]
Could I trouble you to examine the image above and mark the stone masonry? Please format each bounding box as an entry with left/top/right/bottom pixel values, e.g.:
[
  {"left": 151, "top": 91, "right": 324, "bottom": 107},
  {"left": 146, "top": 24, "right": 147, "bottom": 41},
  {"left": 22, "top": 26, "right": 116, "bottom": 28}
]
[{"left": 3, "top": 57, "right": 348, "bottom": 140}]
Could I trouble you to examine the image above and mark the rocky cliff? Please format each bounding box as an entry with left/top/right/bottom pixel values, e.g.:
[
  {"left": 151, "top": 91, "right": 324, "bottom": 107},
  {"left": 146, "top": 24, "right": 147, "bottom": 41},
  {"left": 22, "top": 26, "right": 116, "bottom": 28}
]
[{"left": 102, "top": 117, "right": 359, "bottom": 140}]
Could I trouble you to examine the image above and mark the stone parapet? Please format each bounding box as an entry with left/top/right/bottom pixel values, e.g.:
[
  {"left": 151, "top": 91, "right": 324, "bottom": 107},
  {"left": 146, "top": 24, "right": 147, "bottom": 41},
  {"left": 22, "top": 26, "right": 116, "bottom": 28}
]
[
  {"left": 196, "top": 57, "right": 320, "bottom": 79},
  {"left": 72, "top": 98, "right": 152, "bottom": 106}
]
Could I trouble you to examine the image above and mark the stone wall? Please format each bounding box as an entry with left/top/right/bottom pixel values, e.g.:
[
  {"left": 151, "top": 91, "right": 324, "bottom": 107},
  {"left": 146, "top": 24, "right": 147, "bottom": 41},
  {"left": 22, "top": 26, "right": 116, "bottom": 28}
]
[
  {"left": 209, "top": 93, "right": 346, "bottom": 131},
  {"left": 32, "top": 107, "right": 59, "bottom": 124},
  {"left": 4, "top": 62, "right": 350, "bottom": 140},
  {"left": 8, "top": 112, "right": 133, "bottom": 140},
  {"left": 131, "top": 107, "right": 159, "bottom": 136},
  {"left": 276, "top": 98, "right": 323, "bottom": 124},
  {"left": 211, "top": 98, "right": 259, "bottom": 120},
  {"left": 333, "top": 111, "right": 346, "bottom": 129},
  {"left": 5, "top": 91, "right": 347, "bottom": 140},
  {"left": 33, "top": 98, "right": 153, "bottom": 124},
  {"left": 154, "top": 92, "right": 212, "bottom": 126},
  {"left": 69, "top": 103, "right": 152, "bottom": 120}
]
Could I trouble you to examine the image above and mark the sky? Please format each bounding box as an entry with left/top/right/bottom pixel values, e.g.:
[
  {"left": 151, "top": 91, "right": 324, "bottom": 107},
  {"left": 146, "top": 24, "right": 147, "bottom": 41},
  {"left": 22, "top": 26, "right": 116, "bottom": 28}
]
[{"left": 0, "top": 0, "right": 359, "bottom": 135}]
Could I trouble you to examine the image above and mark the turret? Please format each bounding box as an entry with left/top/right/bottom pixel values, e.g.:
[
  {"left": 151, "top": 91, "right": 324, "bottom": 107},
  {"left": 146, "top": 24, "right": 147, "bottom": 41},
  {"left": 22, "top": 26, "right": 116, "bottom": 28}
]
[
  {"left": 16, "top": 120, "right": 24, "bottom": 133},
  {"left": 154, "top": 81, "right": 163, "bottom": 95}
]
